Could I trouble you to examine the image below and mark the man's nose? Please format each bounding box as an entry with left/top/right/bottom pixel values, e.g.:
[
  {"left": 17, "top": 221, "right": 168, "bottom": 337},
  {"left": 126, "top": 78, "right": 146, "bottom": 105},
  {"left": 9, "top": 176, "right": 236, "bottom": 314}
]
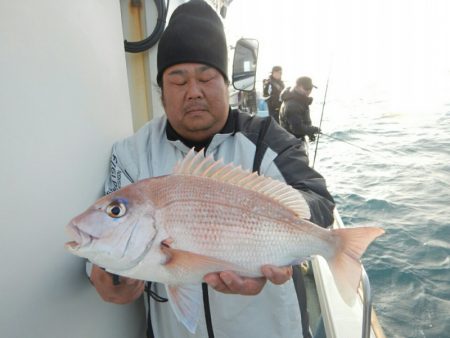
[{"left": 186, "top": 79, "right": 203, "bottom": 99}]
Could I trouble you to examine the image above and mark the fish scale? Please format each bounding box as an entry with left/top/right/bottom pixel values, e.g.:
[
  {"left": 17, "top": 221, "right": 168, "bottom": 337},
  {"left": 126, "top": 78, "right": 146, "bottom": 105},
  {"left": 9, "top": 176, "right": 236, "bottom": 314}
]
[{"left": 158, "top": 189, "right": 322, "bottom": 272}]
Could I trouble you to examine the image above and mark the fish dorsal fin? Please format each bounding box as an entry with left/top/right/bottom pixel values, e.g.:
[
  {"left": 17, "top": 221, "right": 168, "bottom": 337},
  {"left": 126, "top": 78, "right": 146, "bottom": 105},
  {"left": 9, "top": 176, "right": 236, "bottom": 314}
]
[{"left": 174, "top": 148, "right": 311, "bottom": 219}]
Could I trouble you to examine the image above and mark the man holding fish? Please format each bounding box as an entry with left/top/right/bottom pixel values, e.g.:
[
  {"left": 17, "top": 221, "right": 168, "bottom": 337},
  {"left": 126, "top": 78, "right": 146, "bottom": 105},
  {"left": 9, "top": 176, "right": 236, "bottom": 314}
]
[{"left": 65, "top": 1, "right": 383, "bottom": 337}]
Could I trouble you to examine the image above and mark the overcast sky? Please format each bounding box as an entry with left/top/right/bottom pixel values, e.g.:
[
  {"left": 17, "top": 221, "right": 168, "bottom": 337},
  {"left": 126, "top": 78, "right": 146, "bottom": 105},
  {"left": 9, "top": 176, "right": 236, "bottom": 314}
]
[{"left": 226, "top": 0, "right": 450, "bottom": 112}]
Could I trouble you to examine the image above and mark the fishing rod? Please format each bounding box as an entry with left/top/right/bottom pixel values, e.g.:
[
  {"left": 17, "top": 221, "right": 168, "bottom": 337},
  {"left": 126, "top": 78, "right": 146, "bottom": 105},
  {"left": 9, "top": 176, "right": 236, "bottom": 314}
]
[
  {"left": 321, "top": 133, "right": 407, "bottom": 156},
  {"left": 320, "top": 133, "right": 376, "bottom": 154},
  {"left": 312, "top": 74, "right": 330, "bottom": 168},
  {"left": 320, "top": 132, "right": 409, "bottom": 162}
]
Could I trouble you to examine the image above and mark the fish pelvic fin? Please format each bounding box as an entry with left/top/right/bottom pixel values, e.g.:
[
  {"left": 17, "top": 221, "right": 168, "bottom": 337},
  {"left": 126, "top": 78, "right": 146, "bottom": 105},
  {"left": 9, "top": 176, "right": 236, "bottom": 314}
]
[
  {"left": 165, "top": 284, "right": 202, "bottom": 334},
  {"left": 173, "top": 148, "right": 311, "bottom": 219},
  {"left": 160, "top": 243, "right": 259, "bottom": 332},
  {"left": 328, "top": 226, "right": 385, "bottom": 305},
  {"left": 161, "top": 244, "right": 258, "bottom": 278}
]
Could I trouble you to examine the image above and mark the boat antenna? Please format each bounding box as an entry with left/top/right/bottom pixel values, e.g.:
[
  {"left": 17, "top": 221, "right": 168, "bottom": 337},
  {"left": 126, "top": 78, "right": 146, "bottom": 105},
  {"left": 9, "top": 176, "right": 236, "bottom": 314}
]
[{"left": 312, "top": 71, "right": 331, "bottom": 168}]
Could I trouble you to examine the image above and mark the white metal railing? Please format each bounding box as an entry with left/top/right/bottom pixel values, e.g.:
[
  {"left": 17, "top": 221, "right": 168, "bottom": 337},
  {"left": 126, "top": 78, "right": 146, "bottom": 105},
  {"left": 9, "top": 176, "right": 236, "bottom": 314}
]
[
  {"left": 361, "top": 268, "right": 373, "bottom": 338},
  {"left": 312, "top": 209, "right": 381, "bottom": 338}
]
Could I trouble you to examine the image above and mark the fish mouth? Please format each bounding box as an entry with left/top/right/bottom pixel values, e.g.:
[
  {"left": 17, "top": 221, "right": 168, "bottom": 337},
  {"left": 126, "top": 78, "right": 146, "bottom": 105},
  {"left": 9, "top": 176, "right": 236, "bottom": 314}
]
[
  {"left": 65, "top": 223, "right": 96, "bottom": 250},
  {"left": 64, "top": 240, "right": 81, "bottom": 252}
]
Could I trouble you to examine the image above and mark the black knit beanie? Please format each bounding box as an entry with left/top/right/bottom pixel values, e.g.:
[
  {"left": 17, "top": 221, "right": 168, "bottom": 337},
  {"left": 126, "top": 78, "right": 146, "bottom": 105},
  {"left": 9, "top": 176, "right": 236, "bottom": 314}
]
[{"left": 156, "top": 0, "right": 228, "bottom": 86}]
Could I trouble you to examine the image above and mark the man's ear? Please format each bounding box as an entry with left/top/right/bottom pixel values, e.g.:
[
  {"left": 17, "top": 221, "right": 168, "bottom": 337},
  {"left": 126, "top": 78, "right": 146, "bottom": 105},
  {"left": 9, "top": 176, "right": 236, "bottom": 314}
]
[{"left": 160, "top": 88, "right": 165, "bottom": 108}]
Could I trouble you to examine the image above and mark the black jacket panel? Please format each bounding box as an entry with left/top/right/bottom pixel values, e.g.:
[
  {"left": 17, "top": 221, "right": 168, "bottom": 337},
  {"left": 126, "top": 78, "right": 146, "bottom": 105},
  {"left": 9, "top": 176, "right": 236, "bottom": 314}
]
[{"left": 279, "top": 87, "right": 319, "bottom": 138}]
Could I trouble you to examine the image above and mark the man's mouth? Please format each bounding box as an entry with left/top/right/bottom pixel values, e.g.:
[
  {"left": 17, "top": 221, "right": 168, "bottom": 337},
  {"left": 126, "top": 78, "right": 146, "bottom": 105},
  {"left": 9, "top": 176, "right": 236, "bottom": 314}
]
[
  {"left": 186, "top": 109, "right": 206, "bottom": 114},
  {"left": 185, "top": 109, "right": 207, "bottom": 115},
  {"left": 184, "top": 103, "right": 208, "bottom": 114}
]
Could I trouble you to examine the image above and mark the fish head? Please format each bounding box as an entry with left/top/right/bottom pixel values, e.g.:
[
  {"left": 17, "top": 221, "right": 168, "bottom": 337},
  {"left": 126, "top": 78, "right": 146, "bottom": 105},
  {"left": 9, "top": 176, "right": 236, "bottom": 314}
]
[{"left": 65, "top": 185, "right": 157, "bottom": 271}]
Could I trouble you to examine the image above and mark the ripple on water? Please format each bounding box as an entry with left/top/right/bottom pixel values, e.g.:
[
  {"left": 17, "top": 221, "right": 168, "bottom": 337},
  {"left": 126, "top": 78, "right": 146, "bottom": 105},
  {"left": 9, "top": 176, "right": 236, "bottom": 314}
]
[{"left": 316, "top": 107, "right": 450, "bottom": 337}]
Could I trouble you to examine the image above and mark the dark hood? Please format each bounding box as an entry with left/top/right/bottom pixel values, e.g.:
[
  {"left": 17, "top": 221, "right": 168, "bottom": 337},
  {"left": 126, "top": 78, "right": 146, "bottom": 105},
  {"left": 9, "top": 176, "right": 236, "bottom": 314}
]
[{"left": 280, "top": 87, "right": 313, "bottom": 106}]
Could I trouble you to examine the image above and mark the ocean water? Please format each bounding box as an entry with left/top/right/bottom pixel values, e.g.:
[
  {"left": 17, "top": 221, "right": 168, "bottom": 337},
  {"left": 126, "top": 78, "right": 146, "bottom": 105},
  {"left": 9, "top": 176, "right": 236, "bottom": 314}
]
[
  {"left": 257, "top": 87, "right": 449, "bottom": 337},
  {"left": 308, "top": 93, "right": 449, "bottom": 337}
]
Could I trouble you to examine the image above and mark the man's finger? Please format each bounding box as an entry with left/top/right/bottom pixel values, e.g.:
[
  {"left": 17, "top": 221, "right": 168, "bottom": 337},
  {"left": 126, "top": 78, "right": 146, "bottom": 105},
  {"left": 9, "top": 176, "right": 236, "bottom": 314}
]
[
  {"left": 123, "top": 277, "right": 143, "bottom": 286},
  {"left": 204, "top": 273, "right": 232, "bottom": 293},
  {"left": 238, "top": 277, "right": 267, "bottom": 295},
  {"left": 204, "top": 272, "right": 267, "bottom": 295},
  {"left": 261, "top": 265, "right": 293, "bottom": 285},
  {"left": 218, "top": 271, "right": 244, "bottom": 291},
  {"left": 219, "top": 271, "right": 266, "bottom": 295}
]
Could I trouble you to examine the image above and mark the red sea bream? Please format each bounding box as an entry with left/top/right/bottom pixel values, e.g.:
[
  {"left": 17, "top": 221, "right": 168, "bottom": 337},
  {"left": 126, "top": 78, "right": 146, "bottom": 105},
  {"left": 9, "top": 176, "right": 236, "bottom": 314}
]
[{"left": 65, "top": 149, "right": 384, "bottom": 333}]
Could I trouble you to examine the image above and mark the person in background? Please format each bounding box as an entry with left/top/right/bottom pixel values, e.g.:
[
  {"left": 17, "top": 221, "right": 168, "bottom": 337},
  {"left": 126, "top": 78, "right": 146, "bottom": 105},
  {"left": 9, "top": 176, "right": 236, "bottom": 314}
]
[
  {"left": 88, "top": 1, "right": 334, "bottom": 337},
  {"left": 279, "top": 76, "right": 321, "bottom": 142},
  {"left": 263, "top": 65, "right": 285, "bottom": 122}
]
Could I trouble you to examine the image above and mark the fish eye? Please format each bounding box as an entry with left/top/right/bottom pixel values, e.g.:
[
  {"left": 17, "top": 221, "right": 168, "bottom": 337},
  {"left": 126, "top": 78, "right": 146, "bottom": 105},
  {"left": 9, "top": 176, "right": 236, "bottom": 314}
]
[{"left": 106, "top": 201, "right": 127, "bottom": 218}]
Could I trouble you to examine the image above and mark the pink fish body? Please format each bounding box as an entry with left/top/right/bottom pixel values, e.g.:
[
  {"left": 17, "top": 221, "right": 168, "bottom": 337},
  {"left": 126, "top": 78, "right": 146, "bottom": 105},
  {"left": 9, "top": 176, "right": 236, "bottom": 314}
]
[{"left": 65, "top": 149, "right": 384, "bottom": 333}]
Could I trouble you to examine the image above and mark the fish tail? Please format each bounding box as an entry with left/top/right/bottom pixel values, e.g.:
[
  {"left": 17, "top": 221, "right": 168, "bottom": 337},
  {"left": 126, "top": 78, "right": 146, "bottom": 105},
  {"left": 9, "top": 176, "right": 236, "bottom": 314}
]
[{"left": 327, "top": 226, "right": 384, "bottom": 304}]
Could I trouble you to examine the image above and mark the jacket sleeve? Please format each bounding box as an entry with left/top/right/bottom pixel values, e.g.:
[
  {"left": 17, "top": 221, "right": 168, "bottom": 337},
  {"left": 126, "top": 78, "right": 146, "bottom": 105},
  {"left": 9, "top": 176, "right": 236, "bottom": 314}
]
[
  {"left": 264, "top": 122, "right": 335, "bottom": 227},
  {"left": 284, "top": 104, "right": 308, "bottom": 138},
  {"left": 263, "top": 79, "right": 271, "bottom": 98},
  {"left": 285, "top": 104, "right": 320, "bottom": 138},
  {"left": 304, "top": 125, "right": 320, "bottom": 136}
]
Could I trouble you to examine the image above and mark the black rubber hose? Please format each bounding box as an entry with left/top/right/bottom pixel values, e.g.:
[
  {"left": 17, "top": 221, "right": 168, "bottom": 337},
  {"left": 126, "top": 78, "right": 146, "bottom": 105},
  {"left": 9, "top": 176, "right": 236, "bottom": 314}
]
[{"left": 124, "top": 0, "right": 169, "bottom": 53}]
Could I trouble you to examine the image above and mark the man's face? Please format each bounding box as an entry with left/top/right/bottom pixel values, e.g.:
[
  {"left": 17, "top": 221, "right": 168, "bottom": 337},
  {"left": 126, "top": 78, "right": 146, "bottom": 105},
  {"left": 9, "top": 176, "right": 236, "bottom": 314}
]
[
  {"left": 296, "top": 85, "right": 312, "bottom": 97},
  {"left": 161, "top": 63, "right": 229, "bottom": 142},
  {"left": 272, "top": 70, "right": 282, "bottom": 80}
]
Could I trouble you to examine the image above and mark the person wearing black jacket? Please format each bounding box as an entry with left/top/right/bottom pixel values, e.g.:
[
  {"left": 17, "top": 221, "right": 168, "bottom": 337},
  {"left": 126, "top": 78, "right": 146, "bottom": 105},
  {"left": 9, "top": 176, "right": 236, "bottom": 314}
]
[
  {"left": 279, "top": 76, "right": 320, "bottom": 141},
  {"left": 263, "top": 66, "right": 285, "bottom": 123}
]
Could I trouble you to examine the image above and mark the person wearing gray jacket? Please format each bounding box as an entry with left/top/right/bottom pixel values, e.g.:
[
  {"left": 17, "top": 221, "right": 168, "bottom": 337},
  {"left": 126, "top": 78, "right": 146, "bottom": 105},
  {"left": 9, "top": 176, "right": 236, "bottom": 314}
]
[{"left": 89, "top": 1, "right": 334, "bottom": 337}]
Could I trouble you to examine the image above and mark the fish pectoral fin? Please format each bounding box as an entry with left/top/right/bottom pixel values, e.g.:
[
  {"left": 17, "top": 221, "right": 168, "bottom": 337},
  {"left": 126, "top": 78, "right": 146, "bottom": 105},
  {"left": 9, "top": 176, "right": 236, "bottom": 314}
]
[
  {"left": 165, "top": 284, "right": 202, "bottom": 334},
  {"left": 160, "top": 244, "right": 256, "bottom": 277}
]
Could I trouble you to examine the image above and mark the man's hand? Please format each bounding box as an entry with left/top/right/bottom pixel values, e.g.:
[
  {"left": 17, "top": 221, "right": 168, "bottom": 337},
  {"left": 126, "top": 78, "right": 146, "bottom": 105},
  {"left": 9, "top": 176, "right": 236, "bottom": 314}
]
[
  {"left": 203, "top": 265, "right": 293, "bottom": 296},
  {"left": 90, "top": 264, "right": 145, "bottom": 304}
]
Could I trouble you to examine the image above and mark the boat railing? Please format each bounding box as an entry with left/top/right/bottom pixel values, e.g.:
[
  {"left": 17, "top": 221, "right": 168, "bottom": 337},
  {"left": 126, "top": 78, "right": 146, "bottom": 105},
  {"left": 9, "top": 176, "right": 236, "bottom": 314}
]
[
  {"left": 336, "top": 209, "right": 375, "bottom": 338},
  {"left": 311, "top": 209, "right": 386, "bottom": 338},
  {"left": 361, "top": 267, "right": 372, "bottom": 338}
]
